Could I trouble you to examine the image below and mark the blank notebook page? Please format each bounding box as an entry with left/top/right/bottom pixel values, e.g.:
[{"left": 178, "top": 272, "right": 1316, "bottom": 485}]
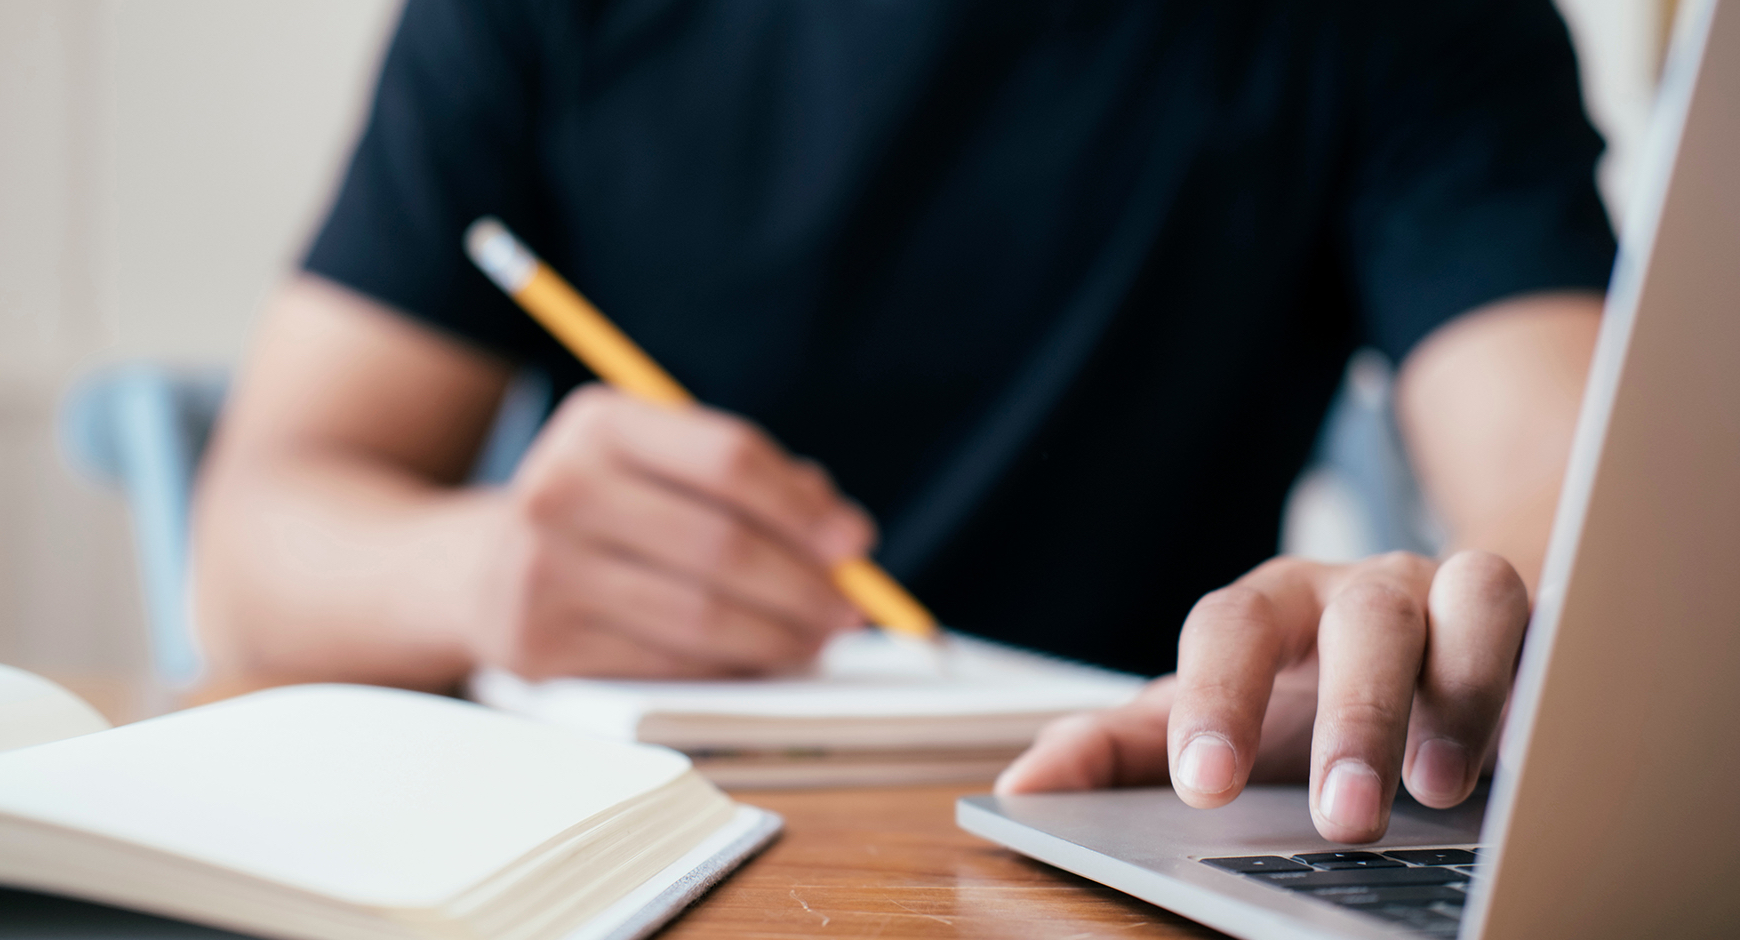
[{"left": 0, "top": 685, "right": 690, "bottom": 909}]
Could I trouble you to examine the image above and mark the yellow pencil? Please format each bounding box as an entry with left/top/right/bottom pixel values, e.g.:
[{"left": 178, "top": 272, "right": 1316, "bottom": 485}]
[{"left": 465, "top": 216, "right": 940, "bottom": 641}]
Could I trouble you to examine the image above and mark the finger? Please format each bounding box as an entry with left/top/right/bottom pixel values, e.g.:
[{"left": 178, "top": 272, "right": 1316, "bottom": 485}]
[
  {"left": 1310, "top": 552, "right": 1436, "bottom": 843},
  {"left": 1168, "top": 559, "right": 1327, "bottom": 808},
  {"left": 489, "top": 543, "right": 731, "bottom": 679},
  {"left": 996, "top": 678, "right": 1177, "bottom": 794},
  {"left": 563, "top": 546, "right": 832, "bottom": 673},
  {"left": 510, "top": 617, "right": 732, "bottom": 681},
  {"left": 507, "top": 539, "right": 821, "bottom": 676},
  {"left": 1403, "top": 550, "right": 1529, "bottom": 807},
  {"left": 547, "top": 386, "right": 876, "bottom": 563},
  {"left": 567, "top": 467, "right": 861, "bottom": 637}
]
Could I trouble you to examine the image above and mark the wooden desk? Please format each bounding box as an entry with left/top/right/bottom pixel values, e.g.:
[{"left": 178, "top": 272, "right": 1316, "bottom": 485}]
[{"left": 665, "top": 785, "right": 1228, "bottom": 939}]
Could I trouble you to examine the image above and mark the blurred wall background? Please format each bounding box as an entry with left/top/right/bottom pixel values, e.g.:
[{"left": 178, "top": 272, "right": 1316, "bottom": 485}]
[
  {"left": 0, "top": 0, "right": 400, "bottom": 706},
  {"left": 0, "top": 0, "right": 1674, "bottom": 704}
]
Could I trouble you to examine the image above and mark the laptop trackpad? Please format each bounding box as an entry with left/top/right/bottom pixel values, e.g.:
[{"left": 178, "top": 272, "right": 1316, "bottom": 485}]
[{"left": 961, "top": 784, "right": 1484, "bottom": 870}]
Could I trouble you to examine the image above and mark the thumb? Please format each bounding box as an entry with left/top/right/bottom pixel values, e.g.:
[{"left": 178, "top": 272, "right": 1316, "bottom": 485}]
[
  {"left": 995, "top": 679, "right": 1177, "bottom": 794},
  {"left": 996, "top": 712, "right": 1123, "bottom": 794}
]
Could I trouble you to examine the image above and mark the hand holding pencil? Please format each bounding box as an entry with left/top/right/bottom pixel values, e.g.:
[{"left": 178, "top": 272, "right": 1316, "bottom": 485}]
[{"left": 465, "top": 217, "right": 940, "bottom": 643}]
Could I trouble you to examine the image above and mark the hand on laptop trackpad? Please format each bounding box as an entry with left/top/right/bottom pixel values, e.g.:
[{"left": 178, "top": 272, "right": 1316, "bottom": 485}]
[{"left": 996, "top": 553, "right": 1527, "bottom": 846}]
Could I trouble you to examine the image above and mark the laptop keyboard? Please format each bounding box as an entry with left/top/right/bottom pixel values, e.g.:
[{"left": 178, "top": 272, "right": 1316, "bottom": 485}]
[{"left": 1202, "top": 848, "right": 1481, "bottom": 936}]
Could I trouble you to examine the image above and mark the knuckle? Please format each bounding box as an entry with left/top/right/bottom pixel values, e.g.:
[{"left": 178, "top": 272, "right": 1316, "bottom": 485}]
[
  {"left": 1179, "top": 585, "right": 1284, "bottom": 663},
  {"left": 1436, "top": 550, "right": 1528, "bottom": 613},
  {"left": 843, "top": 506, "right": 879, "bottom": 550},
  {"left": 1254, "top": 554, "right": 1312, "bottom": 577},
  {"left": 557, "top": 385, "right": 621, "bottom": 448},
  {"left": 703, "top": 423, "right": 761, "bottom": 485},
  {"left": 567, "top": 380, "right": 615, "bottom": 409},
  {"left": 1365, "top": 550, "right": 1436, "bottom": 582},
  {"left": 516, "top": 421, "right": 614, "bottom": 521},
  {"left": 517, "top": 466, "right": 585, "bottom": 523},
  {"left": 512, "top": 472, "right": 558, "bottom": 521},
  {"left": 1186, "top": 585, "right": 1275, "bottom": 632},
  {"left": 1327, "top": 696, "right": 1412, "bottom": 735},
  {"left": 791, "top": 459, "right": 832, "bottom": 498},
  {"left": 1330, "top": 579, "right": 1424, "bottom": 626}
]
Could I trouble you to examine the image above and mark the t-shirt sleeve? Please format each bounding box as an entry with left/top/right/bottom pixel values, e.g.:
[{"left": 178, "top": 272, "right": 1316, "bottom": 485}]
[
  {"left": 302, "top": 0, "right": 558, "bottom": 361},
  {"left": 1342, "top": 0, "right": 1618, "bottom": 362}
]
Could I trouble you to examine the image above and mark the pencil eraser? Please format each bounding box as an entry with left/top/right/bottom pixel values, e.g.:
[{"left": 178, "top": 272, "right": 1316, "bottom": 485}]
[{"left": 465, "top": 216, "right": 536, "bottom": 292}]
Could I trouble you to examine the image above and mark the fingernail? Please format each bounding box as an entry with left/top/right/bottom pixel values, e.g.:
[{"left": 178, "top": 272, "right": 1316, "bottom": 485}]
[
  {"left": 1176, "top": 734, "right": 1236, "bottom": 794},
  {"left": 1320, "top": 761, "right": 1383, "bottom": 832},
  {"left": 1410, "top": 739, "right": 1470, "bottom": 801}
]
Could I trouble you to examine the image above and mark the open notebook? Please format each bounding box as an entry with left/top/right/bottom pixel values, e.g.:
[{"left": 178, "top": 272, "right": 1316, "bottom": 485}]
[
  {"left": 0, "top": 665, "right": 779, "bottom": 940},
  {"left": 472, "top": 631, "right": 1147, "bottom": 787}
]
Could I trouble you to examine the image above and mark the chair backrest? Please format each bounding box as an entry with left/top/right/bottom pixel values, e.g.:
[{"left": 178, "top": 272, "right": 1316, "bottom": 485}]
[
  {"left": 58, "top": 364, "right": 549, "bottom": 687},
  {"left": 60, "top": 365, "right": 226, "bottom": 685}
]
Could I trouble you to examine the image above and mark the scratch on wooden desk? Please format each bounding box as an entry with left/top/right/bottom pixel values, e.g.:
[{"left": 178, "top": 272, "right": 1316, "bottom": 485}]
[
  {"left": 891, "top": 900, "right": 955, "bottom": 926},
  {"left": 789, "top": 888, "right": 830, "bottom": 927}
]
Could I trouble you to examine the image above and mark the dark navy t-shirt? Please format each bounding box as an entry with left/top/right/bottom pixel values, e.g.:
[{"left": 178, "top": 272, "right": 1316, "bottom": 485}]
[{"left": 305, "top": 0, "right": 1614, "bottom": 675}]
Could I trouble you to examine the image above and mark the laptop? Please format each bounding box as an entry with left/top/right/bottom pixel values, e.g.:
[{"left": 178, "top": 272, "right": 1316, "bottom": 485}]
[{"left": 957, "top": 0, "right": 1740, "bottom": 937}]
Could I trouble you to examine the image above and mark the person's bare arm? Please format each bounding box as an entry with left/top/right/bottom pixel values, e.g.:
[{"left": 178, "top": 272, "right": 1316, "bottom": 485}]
[
  {"left": 997, "top": 291, "right": 1602, "bottom": 843},
  {"left": 193, "top": 274, "right": 870, "bottom": 691},
  {"left": 1396, "top": 292, "right": 1600, "bottom": 587}
]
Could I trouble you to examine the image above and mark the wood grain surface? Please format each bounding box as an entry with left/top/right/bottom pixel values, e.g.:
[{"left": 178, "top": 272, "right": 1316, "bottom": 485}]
[{"left": 662, "top": 785, "right": 1230, "bottom": 939}]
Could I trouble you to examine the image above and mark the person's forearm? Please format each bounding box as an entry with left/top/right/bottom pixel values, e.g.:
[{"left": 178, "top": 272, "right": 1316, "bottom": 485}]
[
  {"left": 193, "top": 449, "right": 499, "bottom": 690},
  {"left": 1395, "top": 291, "right": 1603, "bottom": 591}
]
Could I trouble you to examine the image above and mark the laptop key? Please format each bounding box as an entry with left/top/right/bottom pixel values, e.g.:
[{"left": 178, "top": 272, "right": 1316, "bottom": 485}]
[
  {"left": 1307, "top": 885, "right": 1467, "bottom": 908},
  {"left": 1201, "top": 856, "right": 1313, "bottom": 874},
  {"left": 1254, "top": 866, "right": 1466, "bottom": 889},
  {"left": 1384, "top": 848, "right": 1477, "bottom": 867},
  {"left": 1293, "top": 851, "right": 1404, "bottom": 870}
]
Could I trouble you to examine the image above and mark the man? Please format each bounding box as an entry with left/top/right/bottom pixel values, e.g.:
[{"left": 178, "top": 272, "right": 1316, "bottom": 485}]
[{"left": 193, "top": 0, "right": 1612, "bottom": 843}]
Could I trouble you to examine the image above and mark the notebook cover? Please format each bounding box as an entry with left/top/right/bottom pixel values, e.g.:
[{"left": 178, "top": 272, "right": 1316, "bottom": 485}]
[{"left": 569, "top": 804, "right": 783, "bottom": 940}]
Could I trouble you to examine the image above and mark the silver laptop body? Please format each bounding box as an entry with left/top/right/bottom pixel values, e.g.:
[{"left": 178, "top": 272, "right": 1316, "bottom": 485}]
[{"left": 958, "top": 0, "right": 1740, "bottom": 936}]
